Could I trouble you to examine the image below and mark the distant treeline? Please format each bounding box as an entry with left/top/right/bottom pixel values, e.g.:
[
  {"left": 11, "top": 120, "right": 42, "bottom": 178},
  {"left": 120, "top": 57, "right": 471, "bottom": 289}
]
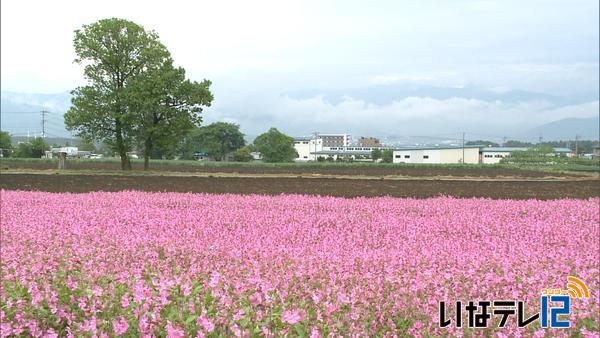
[{"left": 466, "top": 139, "right": 599, "bottom": 154}]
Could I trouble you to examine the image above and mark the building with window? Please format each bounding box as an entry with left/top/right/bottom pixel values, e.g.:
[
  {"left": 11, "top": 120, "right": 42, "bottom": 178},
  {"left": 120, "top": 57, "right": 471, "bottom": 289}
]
[
  {"left": 293, "top": 137, "right": 322, "bottom": 161},
  {"left": 319, "top": 133, "right": 351, "bottom": 147},
  {"left": 392, "top": 146, "right": 481, "bottom": 164},
  {"left": 294, "top": 134, "right": 384, "bottom": 162},
  {"left": 358, "top": 137, "right": 381, "bottom": 147},
  {"left": 391, "top": 146, "right": 574, "bottom": 164},
  {"left": 480, "top": 147, "right": 573, "bottom": 164},
  {"left": 312, "top": 145, "right": 382, "bottom": 161}
]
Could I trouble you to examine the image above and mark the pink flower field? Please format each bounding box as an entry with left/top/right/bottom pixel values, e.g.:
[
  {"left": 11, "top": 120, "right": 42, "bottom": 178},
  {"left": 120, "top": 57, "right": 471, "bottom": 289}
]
[{"left": 0, "top": 190, "right": 598, "bottom": 337}]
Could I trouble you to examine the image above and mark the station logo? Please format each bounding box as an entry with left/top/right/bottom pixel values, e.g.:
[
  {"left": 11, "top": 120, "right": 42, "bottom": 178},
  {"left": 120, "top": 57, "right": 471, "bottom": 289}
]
[{"left": 439, "top": 276, "right": 589, "bottom": 329}]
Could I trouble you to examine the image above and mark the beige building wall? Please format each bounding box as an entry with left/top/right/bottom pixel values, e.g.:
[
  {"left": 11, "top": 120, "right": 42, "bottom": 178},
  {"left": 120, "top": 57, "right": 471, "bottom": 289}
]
[
  {"left": 393, "top": 148, "right": 480, "bottom": 164},
  {"left": 438, "top": 148, "right": 479, "bottom": 164}
]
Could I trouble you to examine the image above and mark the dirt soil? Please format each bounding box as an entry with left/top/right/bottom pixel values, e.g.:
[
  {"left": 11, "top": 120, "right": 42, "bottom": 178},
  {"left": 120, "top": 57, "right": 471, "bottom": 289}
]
[
  {"left": 1, "top": 173, "right": 598, "bottom": 199},
  {"left": 1, "top": 160, "right": 583, "bottom": 178}
]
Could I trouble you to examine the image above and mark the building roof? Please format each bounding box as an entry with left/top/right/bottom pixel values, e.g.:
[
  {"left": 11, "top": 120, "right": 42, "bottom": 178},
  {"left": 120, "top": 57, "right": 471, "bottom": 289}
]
[
  {"left": 480, "top": 147, "right": 529, "bottom": 152},
  {"left": 480, "top": 147, "right": 572, "bottom": 153},
  {"left": 392, "top": 145, "right": 483, "bottom": 151},
  {"left": 318, "top": 133, "right": 349, "bottom": 136},
  {"left": 312, "top": 150, "right": 372, "bottom": 155}
]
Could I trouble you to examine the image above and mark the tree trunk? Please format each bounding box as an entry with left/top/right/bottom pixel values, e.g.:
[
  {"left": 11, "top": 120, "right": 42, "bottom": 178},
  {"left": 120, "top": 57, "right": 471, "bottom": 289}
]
[
  {"left": 118, "top": 148, "right": 131, "bottom": 170},
  {"left": 144, "top": 137, "right": 152, "bottom": 170},
  {"left": 115, "top": 119, "right": 131, "bottom": 171},
  {"left": 221, "top": 141, "right": 226, "bottom": 161}
]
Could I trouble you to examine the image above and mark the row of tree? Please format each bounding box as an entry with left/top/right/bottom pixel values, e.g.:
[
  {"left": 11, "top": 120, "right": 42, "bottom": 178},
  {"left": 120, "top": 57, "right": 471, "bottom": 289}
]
[
  {"left": 0, "top": 125, "right": 300, "bottom": 164},
  {"left": 0, "top": 132, "right": 51, "bottom": 158},
  {"left": 180, "top": 124, "right": 298, "bottom": 163},
  {"left": 466, "top": 139, "right": 599, "bottom": 154}
]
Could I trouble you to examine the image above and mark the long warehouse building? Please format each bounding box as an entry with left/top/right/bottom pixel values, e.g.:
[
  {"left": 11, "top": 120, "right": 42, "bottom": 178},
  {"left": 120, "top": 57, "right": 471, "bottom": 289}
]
[{"left": 392, "top": 146, "right": 481, "bottom": 164}]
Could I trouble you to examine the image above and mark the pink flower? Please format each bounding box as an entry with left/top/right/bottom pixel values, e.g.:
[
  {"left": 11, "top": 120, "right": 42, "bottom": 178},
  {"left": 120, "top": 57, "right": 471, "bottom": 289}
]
[
  {"left": 166, "top": 321, "right": 185, "bottom": 338},
  {"left": 0, "top": 323, "right": 11, "bottom": 337},
  {"left": 92, "top": 286, "right": 103, "bottom": 297},
  {"left": 1, "top": 191, "right": 598, "bottom": 337},
  {"left": 79, "top": 317, "right": 97, "bottom": 334},
  {"left": 198, "top": 314, "right": 215, "bottom": 333},
  {"left": 112, "top": 317, "right": 129, "bottom": 336},
  {"left": 44, "top": 328, "right": 58, "bottom": 338},
  {"left": 120, "top": 296, "right": 130, "bottom": 309},
  {"left": 282, "top": 309, "right": 305, "bottom": 324},
  {"left": 337, "top": 292, "right": 350, "bottom": 304},
  {"left": 208, "top": 272, "right": 220, "bottom": 288}
]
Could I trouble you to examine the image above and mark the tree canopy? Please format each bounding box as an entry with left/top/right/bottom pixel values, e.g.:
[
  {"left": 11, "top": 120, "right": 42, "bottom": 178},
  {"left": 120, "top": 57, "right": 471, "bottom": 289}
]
[
  {"left": 128, "top": 60, "right": 213, "bottom": 168},
  {"left": 232, "top": 146, "right": 254, "bottom": 162},
  {"left": 381, "top": 149, "right": 393, "bottom": 163},
  {"left": 371, "top": 148, "right": 382, "bottom": 161},
  {"left": 13, "top": 138, "right": 50, "bottom": 158},
  {"left": 0, "top": 131, "right": 12, "bottom": 157},
  {"left": 504, "top": 140, "right": 533, "bottom": 147},
  {"left": 64, "top": 18, "right": 211, "bottom": 170},
  {"left": 466, "top": 140, "right": 499, "bottom": 147},
  {"left": 253, "top": 128, "right": 297, "bottom": 163},
  {"left": 180, "top": 123, "right": 245, "bottom": 161}
]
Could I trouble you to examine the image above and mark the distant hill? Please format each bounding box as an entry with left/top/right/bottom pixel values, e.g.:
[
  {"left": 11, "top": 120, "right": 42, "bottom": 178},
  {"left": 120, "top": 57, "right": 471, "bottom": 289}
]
[
  {"left": 524, "top": 117, "right": 599, "bottom": 141},
  {"left": 285, "top": 83, "right": 595, "bottom": 106},
  {"left": 10, "top": 135, "right": 77, "bottom": 146},
  {"left": 1, "top": 89, "right": 598, "bottom": 142}
]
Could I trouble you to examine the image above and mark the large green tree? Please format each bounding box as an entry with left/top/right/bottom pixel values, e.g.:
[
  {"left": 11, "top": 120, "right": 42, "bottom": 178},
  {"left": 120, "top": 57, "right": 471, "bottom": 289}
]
[
  {"left": 0, "top": 131, "right": 12, "bottom": 157},
  {"left": 232, "top": 146, "right": 254, "bottom": 162},
  {"left": 253, "top": 128, "right": 297, "bottom": 163},
  {"left": 370, "top": 148, "right": 382, "bottom": 161},
  {"left": 64, "top": 18, "right": 171, "bottom": 170},
  {"left": 128, "top": 60, "right": 213, "bottom": 169},
  {"left": 381, "top": 149, "right": 393, "bottom": 163},
  {"left": 182, "top": 122, "right": 245, "bottom": 161},
  {"left": 13, "top": 138, "right": 50, "bottom": 158}
]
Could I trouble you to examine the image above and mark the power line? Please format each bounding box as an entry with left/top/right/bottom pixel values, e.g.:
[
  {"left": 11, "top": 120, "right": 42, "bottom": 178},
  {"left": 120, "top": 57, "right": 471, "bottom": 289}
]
[{"left": 0, "top": 111, "right": 45, "bottom": 114}]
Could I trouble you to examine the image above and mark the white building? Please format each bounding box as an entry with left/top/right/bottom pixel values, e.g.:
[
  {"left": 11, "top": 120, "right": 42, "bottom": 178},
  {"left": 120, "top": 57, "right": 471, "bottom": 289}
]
[
  {"left": 319, "top": 133, "right": 351, "bottom": 147},
  {"left": 313, "top": 145, "right": 382, "bottom": 161},
  {"left": 392, "top": 146, "right": 480, "bottom": 164},
  {"left": 480, "top": 147, "right": 573, "bottom": 164},
  {"left": 45, "top": 147, "right": 79, "bottom": 158},
  {"left": 294, "top": 135, "right": 384, "bottom": 162},
  {"left": 480, "top": 147, "right": 525, "bottom": 164},
  {"left": 294, "top": 137, "right": 323, "bottom": 161}
]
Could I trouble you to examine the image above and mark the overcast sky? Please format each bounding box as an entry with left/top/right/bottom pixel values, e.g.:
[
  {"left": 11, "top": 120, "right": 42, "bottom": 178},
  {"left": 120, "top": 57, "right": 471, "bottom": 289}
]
[{"left": 1, "top": 0, "right": 598, "bottom": 139}]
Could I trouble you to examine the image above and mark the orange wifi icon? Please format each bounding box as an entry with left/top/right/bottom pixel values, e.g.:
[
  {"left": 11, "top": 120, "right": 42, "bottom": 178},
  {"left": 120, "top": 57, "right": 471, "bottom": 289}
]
[{"left": 566, "top": 276, "right": 590, "bottom": 299}]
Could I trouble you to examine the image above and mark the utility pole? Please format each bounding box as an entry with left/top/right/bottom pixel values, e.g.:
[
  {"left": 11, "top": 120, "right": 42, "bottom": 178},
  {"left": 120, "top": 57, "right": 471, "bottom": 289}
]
[
  {"left": 41, "top": 109, "right": 48, "bottom": 139},
  {"left": 502, "top": 136, "right": 507, "bottom": 147},
  {"left": 313, "top": 131, "right": 319, "bottom": 161},
  {"left": 575, "top": 134, "right": 580, "bottom": 157},
  {"left": 538, "top": 133, "right": 543, "bottom": 144},
  {"left": 462, "top": 132, "right": 465, "bottom": 164}
]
